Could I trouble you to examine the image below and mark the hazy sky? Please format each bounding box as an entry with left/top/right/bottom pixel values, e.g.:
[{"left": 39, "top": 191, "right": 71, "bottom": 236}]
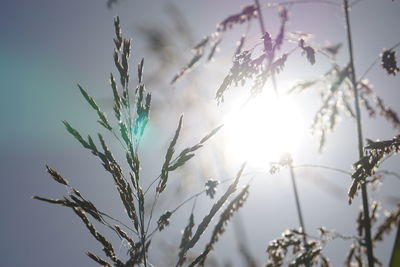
[{"left": 1, "top": 0, "right": 400, "bottom": 266}]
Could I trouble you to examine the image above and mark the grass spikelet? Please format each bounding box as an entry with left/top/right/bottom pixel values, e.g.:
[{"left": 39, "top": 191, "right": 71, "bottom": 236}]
[
  {"left": 86, "top": 252, "right": 112, "bottom": 267},
  {"left": 112, "top": 16, "right": 131, "bottom": 98},
  {"left": 133, "top": 83, "right": 151, "bottom": 142},
  {"left": 216, "top": 50, "right": 264, "bottom": 103},
  {"left": 207, "top": 38, "right": 222, "bottom": 61},
  {"left": 171, "top": 36, "right": 209, "bottom": 84},
  {"left": 188, "top": 185, "right": 250, "bottom": 266},
  {"left": 370, "top": 201, "right": 380, "bottom": 225},
  {"left": 109, "top": 73, "right": 121, "bottom": 120},
  {"left": 35, "top": 167, "right": 113, "bottom": 224},
  {"left": 96, "top": 134, "right": 140, "bottom": 229},
  {"left": 262, "top": 32, "right": 273, "bottom": 56},
  {"left": 178, "top": 213, "right": 195, "bottom": 263},
  {"left": 138, "top": 58, "right": 144, "bottom": 83},
  {"left": 357, "top": 79, "right": 400, "bottom": 129},
  {"left": 217, "top": 5, "right": 257, "bottom": 32},
  {"left": 78, "top": 84, "right": 100, "bottom": 111},
  {"left": 288, "top": 80, "right": 317, "bottom": 94},
  {"left": 373, "top": 204, "right": 400, "bottom": 242},
  {"left": 193, "top": 36, "right": 210, "bottom": 50},
  {"left": 168, "top": 124, "right": 223, "bottom": 171},
  {"left": 119, "top": 121, "right": 131, "bottom": 148},
  {"left": 234, "top": 35, "right": 246, "bottom": 57},
  {"left": 322, "top": 43, "right": 342, "bottom": 57},
  {"left": 63, "top": 121, "right": 91, "bottom": 149},
  {"left": 266, "top": 228, "right": 330, "bottom": 267},
  {"left": 72, "top": 207, "right": 123, "bottom": 265},
  {"left": 381, "top": 49, "right": 399, "bottom": 75},
  {"left": 274, "top": 7, "right": 288, "bottom": 51},
  {"left": 171, "top": 50, "right": 204, "bottom": 84},
  {"left": 35, "top": 194, "right": 106, "bottom": 223},
  {"left": 158, "top": 115, "right": 183, "bottom": 193},
  {"left": 78, "top": 84, "right": 112, "bottom": 131},
  {"left": 113, "top": 16, "right": 122, "bottom": 49},
  {"left": 329, "top": 64, "right": 350, "bottom": 93},
  {"left": 46, "top": 165, "right": 69, "bottom": 186},
  {"left": 299, "top": 39, "right": 316, "bottom": 65},
  {"left": 349, "top": 135, "right": 400, "bottom": 204},
  {"left": 205, "top": 179, "right": 219, "bottom": 199},
  {"left": 157, "top": 211, "right": 172, "bottom": 231},
  {"left": 176, "top": 163, "right": 246, "bottom": 266},
  {"left": 114, "top": 225, "right": 136, "bottom": 249},
  {"left": 375, "top": 96, "right": 400, "bottom": 129},
  {"left": 269, "top": 53, "right": 288, "bottom": 74},
  {"left": 356, "top": 209, "right": 364, "bottom": 236},
  {"left": 345, "top": 245, "right": 356, "bottom": 267},
  {"left": 266, "top": 229, "right": 303, "bottom": 266},
  {"left": 33, "top": 196, "right": 67, "bottom": 205}
]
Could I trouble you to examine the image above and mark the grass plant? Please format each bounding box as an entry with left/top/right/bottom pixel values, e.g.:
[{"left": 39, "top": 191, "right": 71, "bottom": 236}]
[{"left": 35, "top": 0, "right": 400, "bottom": 266}]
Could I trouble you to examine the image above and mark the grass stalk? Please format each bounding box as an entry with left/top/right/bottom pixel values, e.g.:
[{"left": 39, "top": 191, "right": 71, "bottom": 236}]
[
  {"left": 343, "top": 0, "right": 374, "bottom": 265},
  {"left": 293, "top": 164, "right": 351, "bottom": 175},
  {"left": 139, "top": 209, "right": 148, "bottom": 266},
  {"left": 289, "top": 163, "right": 308, "bottom": 249},
  {"left": 254, "top": 0, "right": 279, "bottom": 97}
]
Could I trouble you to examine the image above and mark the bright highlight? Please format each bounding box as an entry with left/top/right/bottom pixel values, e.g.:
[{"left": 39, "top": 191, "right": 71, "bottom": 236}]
[{"left": 223, "top": 90, "right": 306, "bottom": 167}]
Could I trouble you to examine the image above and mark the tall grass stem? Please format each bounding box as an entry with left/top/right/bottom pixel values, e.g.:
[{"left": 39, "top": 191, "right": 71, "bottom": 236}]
[
  {"left": 254, "top": 0, "right": 279, "bottom": 97},
  {"left": 289, "top": 164, "right": 308, "bottom": 248},
  {"left": 343, "top": 0, "right": 374, "bottom": 265}
]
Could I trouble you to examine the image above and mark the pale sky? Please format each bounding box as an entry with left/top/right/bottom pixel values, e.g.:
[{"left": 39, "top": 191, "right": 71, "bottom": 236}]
[{"left": 1, "top": 0, "right": 400, "bottom": 266}]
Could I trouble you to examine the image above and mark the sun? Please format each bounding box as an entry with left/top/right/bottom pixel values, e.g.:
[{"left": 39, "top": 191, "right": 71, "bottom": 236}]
[{"left": 222, "top": 90, "right": 306, "bottom": 167}]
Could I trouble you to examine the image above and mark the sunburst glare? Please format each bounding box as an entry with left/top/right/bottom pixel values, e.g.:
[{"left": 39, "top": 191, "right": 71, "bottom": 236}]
[{"left": 222, "top": 90, "right": 306, "bottom": 167}]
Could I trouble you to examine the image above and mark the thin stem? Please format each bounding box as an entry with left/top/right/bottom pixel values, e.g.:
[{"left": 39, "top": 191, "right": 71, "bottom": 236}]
[
  {"left": 255, "top": 0, "right": 266, "bottom": 34},
  {"left": 289, "top": 163, "right": 308, "bottom": 248},
  {"left": 112, "top": 129, "right": 129, "bottom": 152},
  {"left": 146, "top": 178, "right": 233, "bottom": 241},
  {"left": 293, "top": 164, "right": 352, "bottom": 176},
  {"left": 377, "top": 170, "right": 400, "bottom": 181},
  {"left": 144, "top": 143, "right": 215, "bottom": 232},
  {"left": 132, "top": 163, "right": 147, "bottom": 266},
  {"left": 144, "top": 149, "right": 202, "bottom": 233},
  {"left": 99, "top": 211, "right": 138, "bottom": 235},
  {"left": 350, "top": 0, "right": 368, "bottom": 7},
  {"left": 143, "top": 154, "right": 186, "bottom": 233},
  {"left": 389, "top": 41, "right": 400, "bottom": 51},
  {"left": 254, "top": 0, "right": 279, "bottom": 97},
  {"left": 144, "top": 175, "right": 161, "bottom": 195},
  {"left": 343, "top": 0, "right": 374, "bottom": 266},
  {"left": 139, "top": 206, "right": 147, "bottom": 267},
  {"left": 307, "top": 231, "right": 361, "bottom": 243},
  {"left": 145, "top": 192, "right": 159, "bottom": 234},
  {"left": 171, "top": 190, "right": 205, "bottom": 214},
  {"left": 357, "top": 57, "right": 379, "bottom": 83},
  {"left": 145, "top": 191, "right": 202, "bottom": 240},
  {"left": 265, "top": 0, "right": 341, "bottom": 7}
]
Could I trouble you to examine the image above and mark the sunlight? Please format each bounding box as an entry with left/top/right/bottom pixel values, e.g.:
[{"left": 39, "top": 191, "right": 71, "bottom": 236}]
[{"left": 222, "top": 90, "right": 306, "bottom": 167}]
